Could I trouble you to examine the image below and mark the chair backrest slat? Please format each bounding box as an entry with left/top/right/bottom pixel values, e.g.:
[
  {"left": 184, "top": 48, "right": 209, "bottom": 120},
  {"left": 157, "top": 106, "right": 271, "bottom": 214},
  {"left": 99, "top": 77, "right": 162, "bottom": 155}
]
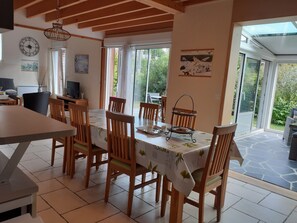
[
  {"left": 203, "top": 124, "right": 237, "bottom": 182},
  {"left": 108, "top": 96, "right": 126, "bottom": 113},
  {"left": 68, "top": 103, "right": 90, "bottom": 148},
  {"left": 49, "top": 98, "right": 66, "bottom": 123},
  {"left": 171, "top": 107, "right": 197, "bottom": 129},
  {"left": 106, "top": 111, "right": 135, "bottom": 166},
  {"left": 139, "top": 102, "right": 159, "bottom": 122}
]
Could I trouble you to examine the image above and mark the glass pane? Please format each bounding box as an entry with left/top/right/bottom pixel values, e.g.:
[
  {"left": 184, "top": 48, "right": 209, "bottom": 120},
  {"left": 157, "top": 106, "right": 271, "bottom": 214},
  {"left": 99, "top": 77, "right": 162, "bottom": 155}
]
[
  {"left": 133, "top": 49, "right": 149, "bottom": 116},
  {"left": 252, "top": 61, "right": 265, "bottom": 129},
  {"left": 236, "top": 57, "right": 260, "bottom": 135},
  {"left": 270, "top": 63, "right": 297, "bottom": 131}
]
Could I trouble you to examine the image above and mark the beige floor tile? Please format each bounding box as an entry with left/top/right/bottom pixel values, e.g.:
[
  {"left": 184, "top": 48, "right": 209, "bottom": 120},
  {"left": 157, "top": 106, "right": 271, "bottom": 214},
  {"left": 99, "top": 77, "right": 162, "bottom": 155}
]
[
  {"left": 208, "top": 208, "right": 258, "bottom": 223},
  {"left": 226, "top": 181, "right": 266, "bottom": 203},
  {"left": 233, "top": 199, "right": 287, "bottom": 223},
  {"left": 135, "top": 206, "right": 189, "bottom": 223},
  {"left": 37, "top": 179, "right": 65, "bottom": 195},
  {"left": 36, "top": 196, "right": 50, "bottom": 212},
  {"left": 77, "top": 182, "right": 123, "bottom": 203},
  {"left": 108, "top": 190, "right": 155, "bottom": 218},
  {"left": 99, "top": 212, "right": 137, "bottom": 223},
  {"left": 56, "top": 174, "right": 96, "bottom": 192},
  {"left": 259, "top": 192, "right": 297, "bottom": 215},
  {"left": 26, "top": 145, "right": 51, "bottom": 153},
  {"left": 34, "top": 150, "right": 62, "bottom": 162},
  {"left": 136, "top": 189, "right": 160, "bottom": 207},
  {"left": 42, "top": 188, "right": 87, "bottom": 214},
  {"left": 20, "top": 158, "right": 51, "bottom": 173},
  {"left": 38, "top": 208, "right": 67, "bottom": 223},
  {"left": 33, "top": 167, "right": 65, "bottom": 181},
  {"left": 205, "top": 191, "right": 241, "bottom": 211},
  {"left": 63, "top": 200, "right": 120, "bottom": 223},
  {"left": 21, "top": 152, "right": 39, "bottom": 162},
  {"left": 183, "top": 202, "right": 217, "bottom": 222},
  {"left": 285, "top": 210, "right": 297, "bottom": 223}
]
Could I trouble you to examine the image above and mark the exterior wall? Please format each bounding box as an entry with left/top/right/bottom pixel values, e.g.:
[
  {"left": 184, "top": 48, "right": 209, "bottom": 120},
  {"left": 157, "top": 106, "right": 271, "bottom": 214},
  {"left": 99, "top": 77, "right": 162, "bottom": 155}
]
[
  {"left": 167, "top": 0, "right": 234, "bottom": 132},
  {"left": 0, "top": 26, "right": 101, "bottom": 108}
]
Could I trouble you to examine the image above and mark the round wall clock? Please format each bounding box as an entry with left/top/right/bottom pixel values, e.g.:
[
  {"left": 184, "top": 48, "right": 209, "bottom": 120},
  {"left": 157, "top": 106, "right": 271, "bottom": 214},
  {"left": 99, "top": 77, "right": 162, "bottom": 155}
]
[{"left": 19, "top": 37, "right": 40, "bottom": 57}]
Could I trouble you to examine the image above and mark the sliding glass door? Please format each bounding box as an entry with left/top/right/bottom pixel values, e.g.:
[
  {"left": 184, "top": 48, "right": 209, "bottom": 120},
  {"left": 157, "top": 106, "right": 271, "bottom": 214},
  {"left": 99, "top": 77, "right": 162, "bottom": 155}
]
[
  {"left": 132, "top": 48, "right": 169, "bottom": 116},
  {"left": 234, "top": 56, "right": 261, "bottom": 135}
]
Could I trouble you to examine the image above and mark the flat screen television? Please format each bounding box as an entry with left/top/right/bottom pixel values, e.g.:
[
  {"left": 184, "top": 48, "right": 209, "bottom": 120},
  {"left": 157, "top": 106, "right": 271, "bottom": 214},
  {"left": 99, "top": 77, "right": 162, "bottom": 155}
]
[{"left": 67, "top": 81, "right": 80, "bottom": 99}]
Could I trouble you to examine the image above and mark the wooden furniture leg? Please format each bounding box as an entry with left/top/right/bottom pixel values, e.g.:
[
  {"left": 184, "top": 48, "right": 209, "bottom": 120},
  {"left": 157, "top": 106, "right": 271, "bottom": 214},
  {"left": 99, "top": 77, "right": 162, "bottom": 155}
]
[{"left": 169, "top": 186, "right": 184, "bottom": 223}]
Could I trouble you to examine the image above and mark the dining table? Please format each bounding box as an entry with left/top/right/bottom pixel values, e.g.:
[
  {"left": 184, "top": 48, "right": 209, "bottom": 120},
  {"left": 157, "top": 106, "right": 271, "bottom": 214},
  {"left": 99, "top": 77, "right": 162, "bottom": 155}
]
[{"left": 69, "top": 109, "right": 243, "bottom": 223}]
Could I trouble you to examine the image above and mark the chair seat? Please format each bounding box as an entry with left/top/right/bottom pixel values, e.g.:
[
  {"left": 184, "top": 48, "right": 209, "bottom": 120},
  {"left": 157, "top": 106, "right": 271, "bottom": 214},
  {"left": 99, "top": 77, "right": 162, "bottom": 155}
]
[
  {"left": 73, "top": 142, "right": 105, "bottom": 153},
  {"left": 192, "top": 168, "right": 222, "bottom": 188},
  {"left": 110, "top": 159, "right": 148, "bottom": 174}
]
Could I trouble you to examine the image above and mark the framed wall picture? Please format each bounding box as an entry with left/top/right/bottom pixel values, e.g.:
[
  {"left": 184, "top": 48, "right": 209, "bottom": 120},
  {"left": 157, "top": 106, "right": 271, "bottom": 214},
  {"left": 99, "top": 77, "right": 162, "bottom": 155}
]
[
  {"left": 179, "top": 49, "right": 214, "bottom": 77},
  {"left": 75, "top": 54, "right": 89, "bottom": 74},
  {"left": 21, "top": 59, "right": 38, "bottom": 72}
]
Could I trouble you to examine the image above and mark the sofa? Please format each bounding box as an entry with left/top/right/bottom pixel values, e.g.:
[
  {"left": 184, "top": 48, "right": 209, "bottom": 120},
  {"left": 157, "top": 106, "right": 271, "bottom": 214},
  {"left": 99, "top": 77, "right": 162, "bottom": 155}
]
[{"left": 0, "top": 78, "right": 17, "bottom": 97}]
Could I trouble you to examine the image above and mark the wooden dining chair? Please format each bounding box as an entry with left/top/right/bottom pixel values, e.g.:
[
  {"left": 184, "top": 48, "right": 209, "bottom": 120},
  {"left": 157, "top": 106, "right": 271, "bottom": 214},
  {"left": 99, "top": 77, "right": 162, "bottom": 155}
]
[
  {"left": 160, "top": 123, "right": 237, "bottom": 223},
  {"left": 108, "top": 96, "right": 126, "bottom": 113},
  {"left": 68, "top": 103, "right": 107, "bottom": 188},
  {"left": 49, "top": 98, "right": 67, "bottom": 172},
  {"left": 105, "top": 111, "right": 161, "bottom": 217},
  {"left": 170, "top": 107, "right": 197, "bottom": 129},
  {"left": 138, "top": 102, "right": 159, "bottom": 122}
]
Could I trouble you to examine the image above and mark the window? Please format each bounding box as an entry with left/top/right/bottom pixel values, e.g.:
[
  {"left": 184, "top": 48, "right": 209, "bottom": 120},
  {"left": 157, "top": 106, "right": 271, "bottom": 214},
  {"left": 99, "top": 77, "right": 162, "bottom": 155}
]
[{"left": 48, "top": 48, "right": 66, "bottom": 96}]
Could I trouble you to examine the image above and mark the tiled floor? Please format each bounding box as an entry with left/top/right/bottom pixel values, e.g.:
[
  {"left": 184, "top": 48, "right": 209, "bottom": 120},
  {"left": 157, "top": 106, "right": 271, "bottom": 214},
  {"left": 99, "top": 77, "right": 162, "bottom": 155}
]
[
  {"left": 2, "top": 139, "right": 297, "bottom": 223},
  {"left": 230, "top": 131, "right": 297, "bottom": 192}
]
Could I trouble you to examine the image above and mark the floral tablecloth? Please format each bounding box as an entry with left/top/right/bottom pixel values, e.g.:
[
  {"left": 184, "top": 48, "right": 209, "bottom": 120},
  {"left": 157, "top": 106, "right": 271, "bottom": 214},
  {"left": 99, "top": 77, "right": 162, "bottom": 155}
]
[{"left": 87, "top": 109, "right": 243, "bottom": 196}]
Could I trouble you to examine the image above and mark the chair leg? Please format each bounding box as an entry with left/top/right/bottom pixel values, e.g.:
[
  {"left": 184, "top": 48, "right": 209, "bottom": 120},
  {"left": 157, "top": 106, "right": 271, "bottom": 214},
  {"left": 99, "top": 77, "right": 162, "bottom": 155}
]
[
  {"left": 155, "top": 174, "right": 161, "bottom": 203},
  {"left": 141, "top": 173, "right": 146, "bottom": 184},
  {"left": 85, "top": 155, "right": 92, "bottom": 188},
  {"left": 199, "top": 192, "right": 205, "bottom": 223},
  {"left": 127, "top": 174, "right": 135, "bottom": 217},
  {"left": 216, "top": 186, "right": 222, "bottom": 222},
  {"left": 51, "top": 139, "right": 56, "bottom": 166},
  {"left": 70, "top": 149, "right": 76, "bottom": 178},
  {"left": 161, "top": 176, "right": 169, "bottom": 217},
  {"left": 104, "top": 164, "right": 112, "bottom": 202},
  {"left": 95, "top": 154, "right": 102, "bottom": 170}
]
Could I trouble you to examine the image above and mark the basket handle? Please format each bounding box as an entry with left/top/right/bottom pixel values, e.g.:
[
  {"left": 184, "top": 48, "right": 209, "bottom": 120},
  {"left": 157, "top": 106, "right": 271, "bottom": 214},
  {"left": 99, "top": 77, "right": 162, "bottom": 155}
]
[{"left": 173, "top": 94, "right": 195, "bottom": 112}]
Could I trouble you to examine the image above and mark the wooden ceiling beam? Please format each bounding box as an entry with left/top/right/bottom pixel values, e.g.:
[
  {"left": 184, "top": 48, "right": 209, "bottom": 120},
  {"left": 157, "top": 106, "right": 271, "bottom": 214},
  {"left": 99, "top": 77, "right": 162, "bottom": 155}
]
[
  {"left": 26, "top": 0, "right": 84, "bottom": 18},
  {"left": 104, "top": 21, "right": 173, "bottom": 37},
  {"left": 92, "top": 14, "right": 173, "bottom": 31},
  {"left": 63, "top": 2, "right": 150, "bottom": 25},
  {"left": 78, "top": 8, "right": 166, "bottom": 29},
  {"left": 14, "top": 0, "right": 41, "bottom": 10},
  {"left": 183, "top": 0, "right": 217, "bottom": 6},
  {"left": 134, "top": 0, "right": 184, "bottom": 14},
  {"left": 45, "top": 0, "right": 131, "bottom": 22}
]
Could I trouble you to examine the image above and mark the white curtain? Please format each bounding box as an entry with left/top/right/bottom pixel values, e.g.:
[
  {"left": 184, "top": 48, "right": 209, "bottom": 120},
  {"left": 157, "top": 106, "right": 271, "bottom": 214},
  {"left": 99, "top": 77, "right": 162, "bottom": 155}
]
[
  {"left": 47, "top": 48, "right": 66, "bottom": 97},
  {"left": 117, "top": 45, "right": 135, "bottom": 114}
]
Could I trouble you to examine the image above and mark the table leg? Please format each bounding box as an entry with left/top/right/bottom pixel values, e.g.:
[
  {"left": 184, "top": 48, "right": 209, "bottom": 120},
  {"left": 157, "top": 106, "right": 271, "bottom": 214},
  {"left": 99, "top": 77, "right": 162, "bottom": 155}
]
[
  {"left": 0, "top": 141, "right": 30, "bottom": 184},
  {"left": 169, "top": 186, "right": 184, "bottom": 223},
  {"left": 66, "top": 136, "right": 72, "bottom": 175}
]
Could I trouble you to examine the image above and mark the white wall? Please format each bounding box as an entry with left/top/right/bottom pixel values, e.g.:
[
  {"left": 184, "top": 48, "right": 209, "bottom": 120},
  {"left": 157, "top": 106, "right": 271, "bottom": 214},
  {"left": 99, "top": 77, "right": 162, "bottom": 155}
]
[
  {"left": 0, "top": 26, "right": 102, "bottom": 108},
  {"left": 65, "top": 37, "right": 102, "bottom": 108},
  {"left": 167, "top": 0, "right": 233, "bottom": 132},
  {"left": 0, "top": 26, "right": 49, "bottom": 87}
]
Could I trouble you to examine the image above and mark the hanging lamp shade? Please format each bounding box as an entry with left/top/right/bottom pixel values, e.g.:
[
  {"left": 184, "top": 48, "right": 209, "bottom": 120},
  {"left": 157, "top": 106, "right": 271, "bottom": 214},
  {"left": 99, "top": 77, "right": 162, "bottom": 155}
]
[{"left": 44, "top": 22, "right": 71, "bottom": 41}]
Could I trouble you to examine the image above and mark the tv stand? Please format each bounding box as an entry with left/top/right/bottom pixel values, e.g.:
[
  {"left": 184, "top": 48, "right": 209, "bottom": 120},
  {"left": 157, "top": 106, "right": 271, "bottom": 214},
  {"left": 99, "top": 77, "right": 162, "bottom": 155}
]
[{"left": 56, "top": 95, "right": 88, "bottom": 110}]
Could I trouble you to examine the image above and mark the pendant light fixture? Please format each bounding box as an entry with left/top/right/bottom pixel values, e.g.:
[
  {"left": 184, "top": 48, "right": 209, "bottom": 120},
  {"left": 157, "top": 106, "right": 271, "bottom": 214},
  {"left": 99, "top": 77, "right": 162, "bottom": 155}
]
[{"left": 44, "top": 0, "right": 71, "bottom": 41}]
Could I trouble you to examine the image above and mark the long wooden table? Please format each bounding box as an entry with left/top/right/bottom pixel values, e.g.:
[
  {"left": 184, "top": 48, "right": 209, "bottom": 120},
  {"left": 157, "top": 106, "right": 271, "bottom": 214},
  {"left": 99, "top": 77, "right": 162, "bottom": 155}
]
[{"left": 0, "top": 106, "right": 76, "bottom": 219}]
